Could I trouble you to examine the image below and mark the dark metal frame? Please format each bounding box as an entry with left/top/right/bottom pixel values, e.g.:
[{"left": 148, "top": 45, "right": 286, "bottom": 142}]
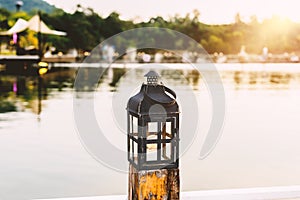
[
  {"left": 128, "top": 112, "right": 179, "bottom": 170},
  {"left": 127, "top": 72, "right": 179, "bottom": 170}
]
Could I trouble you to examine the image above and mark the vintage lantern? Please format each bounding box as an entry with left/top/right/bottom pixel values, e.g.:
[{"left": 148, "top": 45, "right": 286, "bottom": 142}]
[{"left": 127, "top": 70, "right": 180, "bottom": 200}]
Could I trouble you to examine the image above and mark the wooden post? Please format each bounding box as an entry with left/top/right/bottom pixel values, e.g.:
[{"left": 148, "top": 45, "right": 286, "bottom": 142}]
[{"left": 129, "top": 164, "right": 180, "bottom": 200}]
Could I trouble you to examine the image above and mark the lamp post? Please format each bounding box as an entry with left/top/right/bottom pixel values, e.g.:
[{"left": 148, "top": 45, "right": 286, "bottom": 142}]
[
  {"left": 15, "top": 1, "right": 23, "bottom": 12},
  {"left": 127, "top": 70, "right": 180, "bottom": 200},
  {"left": 37, "top": 10, "right": 43, "bottom": 60}
]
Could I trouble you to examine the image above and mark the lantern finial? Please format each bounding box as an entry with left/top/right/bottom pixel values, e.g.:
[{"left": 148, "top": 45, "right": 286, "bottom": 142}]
[{"left": 144, "top": 70, "right": 160, "bottom": 85}]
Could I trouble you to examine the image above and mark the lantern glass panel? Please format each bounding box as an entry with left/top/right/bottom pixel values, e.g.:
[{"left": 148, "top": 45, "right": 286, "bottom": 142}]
[
  {"left": 161, "top": 142, "right": 172, "bottom": 161},
  {"left": 146, "top": 143, "right": 157, "bottom": 161},
  {"left": 133, "top": 140, "right": 138, "bottom": 164},
  {"left": 129, "top": 138, "right": 132, "bottom": 160},
  {"left": 130, "top": 116, "right": 138, "bottom": 139},
  {"left": 162, "top": 122, "right": 172, "bottom": 139},
  {"left": 147, "top": 122, "right": 158, "bottom": 139}
]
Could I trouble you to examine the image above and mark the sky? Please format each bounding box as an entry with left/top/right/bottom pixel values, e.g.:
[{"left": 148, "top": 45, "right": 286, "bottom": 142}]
[{"left": 44, "top": 0, "right": 300, "bottom": 24}]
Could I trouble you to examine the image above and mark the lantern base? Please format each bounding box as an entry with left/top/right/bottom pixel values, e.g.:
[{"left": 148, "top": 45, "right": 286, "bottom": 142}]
[{"left": 128, "top": 164, "right": 180, "bottom": 200}]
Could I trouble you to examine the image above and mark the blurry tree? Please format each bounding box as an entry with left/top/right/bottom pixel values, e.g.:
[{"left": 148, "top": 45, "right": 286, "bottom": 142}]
[
  {"left": 0, "top": 8, "right": 10, "bottom": 30},
  {"left": 1, "top": 7, "right": 300, "bottom": 55},
  {"left": 19, "top": 30, "right": 38, "bottom": 48}
]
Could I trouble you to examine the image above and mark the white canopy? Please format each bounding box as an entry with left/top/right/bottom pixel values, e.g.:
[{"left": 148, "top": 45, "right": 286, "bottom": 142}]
[
  {"left": 0, "top": 18, "right": 28, "bottom": 35},
  {"left": 27, "top": 15, "right": 66, "bottom": 36},
  {"left": 0, "top": 15, "right": 66, "bottom": 36}
]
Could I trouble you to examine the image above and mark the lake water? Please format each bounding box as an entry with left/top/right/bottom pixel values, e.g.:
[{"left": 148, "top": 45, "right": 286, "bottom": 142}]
[{"left": 1, "top": 63, "right": 300, "bottom": 199}]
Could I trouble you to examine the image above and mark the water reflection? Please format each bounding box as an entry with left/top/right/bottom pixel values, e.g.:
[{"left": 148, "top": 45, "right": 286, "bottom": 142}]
[
  {"left": 2, "top": 63, "right": 300, "bottom": 198},
  {"left": 231, "top": 70, "right": 296, "bottom": 90},
  {"left": 109, "top": 68, "right": 127, "bottom": 88},
  {"left": 1, "top": 64, "right": 300, "bottom": 115},
  {"left": 187, "top": 69, "right": 201, "bottom": 90},
  {"left": 74, "top": 68, "right": 103, "bottom": 91},
  {"left": 0, "top": 76, "right": 42, "bottom": 114},
  {"left": 0, "top": 68, "right": 76, "bottom": 114}
]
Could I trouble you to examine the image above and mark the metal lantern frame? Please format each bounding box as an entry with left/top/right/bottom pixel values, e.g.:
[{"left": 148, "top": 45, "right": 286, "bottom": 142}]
[{"left": 127, "top": 71, "right": 180, "bottom": 170}]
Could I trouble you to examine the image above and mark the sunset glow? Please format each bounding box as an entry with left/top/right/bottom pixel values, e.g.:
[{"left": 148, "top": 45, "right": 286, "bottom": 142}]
[{"left": 44, "top": 0, "right": 300, "bottom": 24}]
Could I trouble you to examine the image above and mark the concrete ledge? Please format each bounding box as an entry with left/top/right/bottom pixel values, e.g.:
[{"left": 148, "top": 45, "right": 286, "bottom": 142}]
[{"left": 36, "top": 185, "right": 300, "bottom": 200}]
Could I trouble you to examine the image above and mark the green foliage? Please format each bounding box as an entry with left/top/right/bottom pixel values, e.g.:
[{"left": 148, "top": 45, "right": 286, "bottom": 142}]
[
  {"left": 19, "top": 30, "right": 38, "bottom": 48},
  {"left": 0, "top": 0, "right": 55, "bottom": 13},
  {"left": 0, "top": 7, "right": 9, "bottom": 20},
  {"left": 9, "top": 11, "right": 30, "bottom": 24},
  {"left": 1, "top": 3, "right": 300, "bottom": 55}
]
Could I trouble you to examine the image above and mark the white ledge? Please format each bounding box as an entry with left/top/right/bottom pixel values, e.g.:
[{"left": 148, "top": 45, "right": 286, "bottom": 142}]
[{"left": 35, "top": 185, "right": 300, "bottom": 200}]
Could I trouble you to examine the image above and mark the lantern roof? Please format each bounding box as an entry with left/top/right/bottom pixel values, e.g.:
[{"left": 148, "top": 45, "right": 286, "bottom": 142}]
[
  {"left": 127, "top": 71, "right": 179, "bottom": 116},
  {"left": 144, "top": 70, "right": 160, "bottom": 78}
]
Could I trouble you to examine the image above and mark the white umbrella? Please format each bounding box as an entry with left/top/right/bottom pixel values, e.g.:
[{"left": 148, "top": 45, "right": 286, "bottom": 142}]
[
  {"left": 0, "top": 18, "right": 28, "bottom": 35},
  {"left": 0, "top": 15, "right": 66, "bottom": 36},
  {"left": 27, "top": 15, "right": 66, "bottom": 36}
]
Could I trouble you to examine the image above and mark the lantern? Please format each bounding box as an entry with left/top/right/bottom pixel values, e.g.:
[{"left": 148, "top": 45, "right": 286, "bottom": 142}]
[
  {"left": 127, "top": 70, "right": 179, "bottom": 170},
  {"left": 127, "top": 70, "right": 180, "bottom": 200}
]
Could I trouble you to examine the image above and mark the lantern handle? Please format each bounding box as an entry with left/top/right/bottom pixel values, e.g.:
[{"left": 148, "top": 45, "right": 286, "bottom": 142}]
[{"left": 164, "top": 86, "right": 176, "bottom": 99}]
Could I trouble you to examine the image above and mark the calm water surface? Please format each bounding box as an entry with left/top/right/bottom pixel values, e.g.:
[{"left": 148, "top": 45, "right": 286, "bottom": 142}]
[{"left": 1, "top": 64, "right": 300, "bottom": 199}]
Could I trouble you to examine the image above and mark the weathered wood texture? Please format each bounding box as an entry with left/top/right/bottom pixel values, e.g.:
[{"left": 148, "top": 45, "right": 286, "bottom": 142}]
[{"left": 129, "top": 164, "right": 180, "bottom": 200}]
